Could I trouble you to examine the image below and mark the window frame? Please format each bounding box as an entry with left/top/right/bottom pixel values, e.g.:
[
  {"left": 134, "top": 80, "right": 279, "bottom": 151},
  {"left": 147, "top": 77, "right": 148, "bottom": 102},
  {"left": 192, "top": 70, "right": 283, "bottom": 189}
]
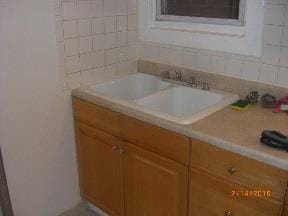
[{"left": 156, "top": 0, "right": 246, "bottom": 26}]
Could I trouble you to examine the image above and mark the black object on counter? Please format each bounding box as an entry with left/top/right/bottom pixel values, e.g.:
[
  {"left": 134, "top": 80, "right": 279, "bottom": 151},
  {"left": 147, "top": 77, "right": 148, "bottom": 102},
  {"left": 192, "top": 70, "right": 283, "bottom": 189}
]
[
  {"left": 260, "top": 130, "right": 288, "bottom": 152},
  {"left": 261, "top": 93, "right": 276, "bottom": 109}
]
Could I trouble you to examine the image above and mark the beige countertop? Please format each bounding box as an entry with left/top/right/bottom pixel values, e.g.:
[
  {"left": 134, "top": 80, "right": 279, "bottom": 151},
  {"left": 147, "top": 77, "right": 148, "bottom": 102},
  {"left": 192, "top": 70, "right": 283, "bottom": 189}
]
[{"left": 72, "top": 89, "right": 288, "bottom": 171}]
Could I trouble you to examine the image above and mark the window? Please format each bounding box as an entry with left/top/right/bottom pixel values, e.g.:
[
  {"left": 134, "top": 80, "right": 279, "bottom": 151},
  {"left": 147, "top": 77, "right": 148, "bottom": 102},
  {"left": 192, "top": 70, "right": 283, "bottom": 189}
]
[{"left": 156, "top": 0, "right": 246, "bottom": 26}]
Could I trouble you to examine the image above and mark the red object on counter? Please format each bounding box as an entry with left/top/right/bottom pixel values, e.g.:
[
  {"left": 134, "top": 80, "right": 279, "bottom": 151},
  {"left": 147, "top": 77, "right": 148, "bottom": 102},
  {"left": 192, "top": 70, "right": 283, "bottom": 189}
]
[{"left": 274, "top": 96, "right": 288, "bottom": 113}]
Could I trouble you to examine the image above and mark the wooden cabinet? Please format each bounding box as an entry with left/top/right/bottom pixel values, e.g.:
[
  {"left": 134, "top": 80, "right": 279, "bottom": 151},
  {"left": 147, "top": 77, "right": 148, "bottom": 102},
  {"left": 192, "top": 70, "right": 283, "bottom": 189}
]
[
  {"left": 123, "top": 142, "right": 188, "bottom": 216},
  {"left": 72, "top": 98, "right": 288, "bottom": 216},
  {"left": 75, "top": 123, "right": 124, "bottom": 216}
]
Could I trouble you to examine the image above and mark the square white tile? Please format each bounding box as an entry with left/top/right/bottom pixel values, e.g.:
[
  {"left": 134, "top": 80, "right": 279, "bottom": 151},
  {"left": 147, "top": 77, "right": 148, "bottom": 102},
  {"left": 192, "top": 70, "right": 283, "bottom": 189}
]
[
  {"left": 77, "top": 0, "right": 91, "bottom": 19},
  {"left": 277, "top": 67, "right": 288, "bottom": 86},
  {"left": 64, "top": 38, "right": 79, "bottom": 56},
  {"left": 226, "top": 58, "right": 242, "bottom": 77},
  {"left": 79, "top": 36, "right": 93, "bottom": 53},
  {"left": 242, "top": 61, "right": 260, "bottom": 81},
  {"left": 63, "top": 20, "right": 78, "bottom": 38},
  {"left": 264, "top": 4, "right": 286, "bottom": 25},
  {"left": 117, "top": 16, "right": 128, "bottom": 32},
  {"left": 259, "top": 64, "right": 278, "bottom": 83},
  {"left": 279, "top": 47, "right": 288, "bottom": 67},
  {"left": 196, "top": 52, "right": 211, "bottom": 72},
  {"left": 78, "top": 19, "right": 92, "bottom": 36},
  {"left": 211, "top": 55, "right": 226, "bottom": 74},
  {"left": 62, "top": 1, "right": 77, "bottom": 20},
  {"left": 92, "top": 18, "right": 105, "bottom": 34}
]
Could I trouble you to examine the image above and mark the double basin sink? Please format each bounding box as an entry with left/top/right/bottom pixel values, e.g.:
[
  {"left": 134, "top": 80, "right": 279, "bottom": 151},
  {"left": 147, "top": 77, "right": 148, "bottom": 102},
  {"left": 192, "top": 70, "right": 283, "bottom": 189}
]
[{"left": 84, "top": 73, "right": 239, "bottom": 124}]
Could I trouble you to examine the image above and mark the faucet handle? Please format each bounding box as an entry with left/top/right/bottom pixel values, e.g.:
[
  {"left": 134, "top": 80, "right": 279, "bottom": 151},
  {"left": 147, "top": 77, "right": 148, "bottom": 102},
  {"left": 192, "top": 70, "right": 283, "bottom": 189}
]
[
  {"left": 161, "top": 71, "right": 170, "bottom": 79},
  {"left": 175, "top": 69, "right": 183, "bottom": 81},
  {"left": 202, "top": 80, "right": 210, "bottom": 91},
  {"left": 186, "top": 76, "right": 198, "bottom": 87}
]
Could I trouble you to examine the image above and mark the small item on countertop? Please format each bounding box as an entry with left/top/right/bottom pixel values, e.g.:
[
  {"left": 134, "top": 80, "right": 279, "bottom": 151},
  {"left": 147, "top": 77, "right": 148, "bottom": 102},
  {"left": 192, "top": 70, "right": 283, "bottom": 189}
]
[
  {"left": 230, "top": 99, "right": 250, "bottom": 111},
  {"left": 261, "top": 93, "right": 277, "bottom": 108},
  {"left": 273, "top": 96, "right": 288, "bottom": 113},
  {"left": 260, "top": 130, "right": 288, "bottom": 152},
  {"left": 281, "top": 104, "right": 288, "bottom": 111},
  {"left": 246, "top": 91, "right": 259, "bottom": 103}
]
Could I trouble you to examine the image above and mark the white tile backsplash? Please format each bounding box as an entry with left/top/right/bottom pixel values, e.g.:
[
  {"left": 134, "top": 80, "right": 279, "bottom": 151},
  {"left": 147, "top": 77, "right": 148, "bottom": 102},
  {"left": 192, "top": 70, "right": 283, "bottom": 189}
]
[
  {"left": 211, "top": 55, "right": 226, "bottom": 75},
  {"left": 226, "top": 58, "right": 242, "bottom": 78},
  {"left": 79, "top": 36, "right": 93, "bottom": 53},
  {"left": 182, "top": 50, "right": 196, "bottom": 70},
  {"left": 56, "top": 0, "right": 137, "bottom": 89},
  {"left": 117, "top": 16, "right": 128, "bottom": 32},
  {"left": 92, "top": 18, "right": 105, "bottom": 34},
  {"left": 279, "top": 47, "right": 288, "bottom": 67},
  {"left": 90, "top": 0, "right": 103, "bottom": 18},
  {"left": 77, "top": 0, "right": 91, "bottom": 19},
  {"left": 264, "top": 4, "right": 286, "bottom": 25},
  {"left": 262, "top": 25, "right": 283, "bottom": 45},
  {"left": 259, "top": 64, "right": 278, "bottom": 83},
  {"left": 64, "top": 38, "right": 79, "bottom": 56},
  {"left": 104, "top": 16, "right": 117, "bottom": 33},
  {"left": 196, "top": 52, "right": 211, "bottom": 72},
  {"left": 138, "top": 2, "right": 288, "bottom": 88},
  {"left": 242, "top": 61, "right": 260, "bottom": 81},
  {"left": 56, "top": 0, "right": 288, "bottom": 89},
  {"left": 278, "top": 67, "right": 288, "bottom": 85},
  {"left": 261, "top": 45, "right": 281, "bottom": 65},
  {"left": 63, "top": 20, "right": 78, "bottom": 38},
  {"left": 62, "top": 1, "right": 77, "bottom": 20},
  {"left": 78, "top": 19, "right": 92, "bottom": 36}
]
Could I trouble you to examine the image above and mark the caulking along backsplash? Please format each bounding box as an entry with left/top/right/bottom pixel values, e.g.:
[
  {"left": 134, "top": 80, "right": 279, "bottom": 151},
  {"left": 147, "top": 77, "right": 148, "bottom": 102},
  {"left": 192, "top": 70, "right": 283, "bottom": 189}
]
[
  {"left": 55, "top": 0, "right": 138, "bottom": 90},
  {"left": 138, "top": 1, "right": 288, "bottom": 88}
]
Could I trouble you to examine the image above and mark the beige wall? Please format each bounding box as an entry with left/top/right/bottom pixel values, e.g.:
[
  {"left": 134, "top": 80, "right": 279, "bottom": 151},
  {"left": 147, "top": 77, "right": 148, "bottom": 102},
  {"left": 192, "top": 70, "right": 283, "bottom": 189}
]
[
  {"left": 0, "top": 0, "right": 81, "bottom": 215},
  {"left": 139, "top": 1, "right": 288, "bottom": 88}
]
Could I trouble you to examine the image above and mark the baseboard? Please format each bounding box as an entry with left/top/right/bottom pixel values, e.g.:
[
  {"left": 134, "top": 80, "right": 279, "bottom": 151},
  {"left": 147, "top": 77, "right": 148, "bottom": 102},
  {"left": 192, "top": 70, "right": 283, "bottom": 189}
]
[
  {"left": 88, "top": 203, "right": 109, "bottom": 216},
  {"left": 59, "top": 202, "right": 88, "bottom": 216}
]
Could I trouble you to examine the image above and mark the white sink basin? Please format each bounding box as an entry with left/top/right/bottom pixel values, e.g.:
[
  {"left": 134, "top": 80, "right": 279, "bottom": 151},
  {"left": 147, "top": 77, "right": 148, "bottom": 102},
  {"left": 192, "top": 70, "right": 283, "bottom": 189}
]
[
  {"left": 135, "top": 86, "right": 239, "bottom": 124},
  {"left": 82, "top": 73, "right": 239, "bottom": 125},
  {"left": 87, "top": 73, "right": 171, "bottom": 100}
]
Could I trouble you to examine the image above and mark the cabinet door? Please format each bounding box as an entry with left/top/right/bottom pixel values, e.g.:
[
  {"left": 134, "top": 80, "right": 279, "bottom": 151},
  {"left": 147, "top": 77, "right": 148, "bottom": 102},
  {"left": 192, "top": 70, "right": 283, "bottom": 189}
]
[
  {"left": 123, "top": 142, "right": 188, "bottom": 216},
  {"left": 75, "top": 122, "right": 124, "bottom": 216}
]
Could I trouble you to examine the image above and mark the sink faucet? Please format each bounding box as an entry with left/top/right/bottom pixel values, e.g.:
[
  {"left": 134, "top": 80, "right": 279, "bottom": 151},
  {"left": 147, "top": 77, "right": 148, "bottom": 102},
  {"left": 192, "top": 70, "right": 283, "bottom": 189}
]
[
  {"left": 186, "top": 76, "right": 198, "bottom": 88},
  {"left": 175, "top": 70, "right": 182, "bottom": 81},
  {"left": 202, "top": 80, "right": 210, "bottom": 91}
]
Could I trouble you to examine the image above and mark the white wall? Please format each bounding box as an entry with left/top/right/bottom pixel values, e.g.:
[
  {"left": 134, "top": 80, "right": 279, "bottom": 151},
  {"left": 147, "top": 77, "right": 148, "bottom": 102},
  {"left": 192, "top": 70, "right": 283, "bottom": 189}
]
[{"left": 0, "top": 0, "right": 81, "bottom": 215}]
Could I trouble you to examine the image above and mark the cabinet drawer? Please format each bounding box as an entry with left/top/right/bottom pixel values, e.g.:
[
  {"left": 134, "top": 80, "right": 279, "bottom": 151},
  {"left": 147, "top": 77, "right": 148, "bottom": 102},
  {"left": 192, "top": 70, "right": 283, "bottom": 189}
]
[
  {"left": 189, "top": 168, "right": 283, "bottom": 216},
  {"left": 120, "top": 115, "right": 190, "bottom": 165},
  {"left": 73, "top": 98, "right": 120, "bottom": 136},
  {"left": 191, "top": 140, "right": 288, "bottom": 201}
]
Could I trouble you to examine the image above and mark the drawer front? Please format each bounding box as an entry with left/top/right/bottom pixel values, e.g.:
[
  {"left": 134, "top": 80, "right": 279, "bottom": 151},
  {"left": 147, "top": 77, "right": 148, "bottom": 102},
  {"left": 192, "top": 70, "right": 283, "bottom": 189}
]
[
  {"left": 120, "top": 115, "right": 190, "bottom": 165},
  {"left": 191, "top": 140, "right": 288, "bottom": 201},
  {"left": 73, "top": 98, "right": 120, "bottom": 136},
  {"left": 189, "top": 168, "right": 283, "bottom": 216}
]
